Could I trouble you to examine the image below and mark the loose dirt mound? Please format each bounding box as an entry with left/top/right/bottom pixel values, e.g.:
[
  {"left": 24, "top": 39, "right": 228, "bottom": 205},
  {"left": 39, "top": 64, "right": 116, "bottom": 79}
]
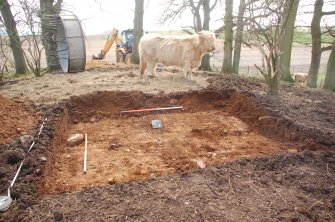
[
  {"left": 0, "top": 95, "right": 39, "bottom": 145},
  {"left": 207, "top": 73, "right": 266, "bottom": 93},
  {"left": 0, "top": 66, "right": 209, "bottom": 104}
]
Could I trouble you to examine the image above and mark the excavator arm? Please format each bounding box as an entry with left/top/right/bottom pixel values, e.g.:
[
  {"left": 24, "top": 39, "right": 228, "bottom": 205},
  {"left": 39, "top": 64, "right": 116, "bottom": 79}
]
[{"left": 92, "top": 28, "right": 120, "bottom": 60}]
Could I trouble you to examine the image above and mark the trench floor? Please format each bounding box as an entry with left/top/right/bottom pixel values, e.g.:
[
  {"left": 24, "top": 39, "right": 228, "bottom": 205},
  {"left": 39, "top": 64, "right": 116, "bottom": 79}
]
[{"left": 43, "top": 110, "right": 301, "bottom": 193}]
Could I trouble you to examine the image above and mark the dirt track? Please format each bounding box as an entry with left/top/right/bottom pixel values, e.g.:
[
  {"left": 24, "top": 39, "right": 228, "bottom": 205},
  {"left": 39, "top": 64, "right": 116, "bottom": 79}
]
[{"left": 0, "top": 63, "right": 335, "bottom": 221}]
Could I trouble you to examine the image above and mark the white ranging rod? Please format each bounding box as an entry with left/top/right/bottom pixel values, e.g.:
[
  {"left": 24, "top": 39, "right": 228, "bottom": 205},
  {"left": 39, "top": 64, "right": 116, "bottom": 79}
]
[
  {"left": 84, "top": 133, "right": 88, "bottom": 174},
  {"left": 121, "top": 106, "right": 183, "bottom": 113}
]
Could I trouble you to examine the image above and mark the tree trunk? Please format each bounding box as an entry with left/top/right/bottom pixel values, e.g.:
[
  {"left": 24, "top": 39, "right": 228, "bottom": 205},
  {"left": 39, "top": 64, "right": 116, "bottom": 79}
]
[
  {"left": 200, "top": 54, "right": 211, "bottom": 71},
  {"left": 40, "top": 0, "right": 62, "bottom": 72},
  {"left": 202, "top": 0, "right": 210, "bottom": 31},
  {"left": 194, "top": 11, "right": 202, "bottom": 32},
  {"left": 279, "top": 0, "right": 300, "bottom": 82},
  {"left": 199, "top": 0, "right": 211, "bottom": 71},
  {"left": 232, "top": 0, "right": 246, "bottom": 74},
  {"left": 267, "top": 73, "right": 280, "bottom": 96},
  {"left": 131, "top": 0, "right": 144, "bottom": 64},
  {"left": 189, "top": 0, "right": 203, "bottom": 32},
  {"left": 323, "top": 42, "right": 335, "bottom": 91},
  {"left": 0, "top": 0, "right": 28, "bottom": 74},
  {"left": 307, "top": 0, "right": 323, "bottom": 88},
  {"left": 222, "top": 0, "right": 233, "bottom": 73}
]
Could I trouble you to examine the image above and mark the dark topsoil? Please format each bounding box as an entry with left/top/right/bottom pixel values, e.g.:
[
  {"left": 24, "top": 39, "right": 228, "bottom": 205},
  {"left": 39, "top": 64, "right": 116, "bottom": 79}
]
[{"left": 1, "top": 72, "right": 335, "bottom": 221}]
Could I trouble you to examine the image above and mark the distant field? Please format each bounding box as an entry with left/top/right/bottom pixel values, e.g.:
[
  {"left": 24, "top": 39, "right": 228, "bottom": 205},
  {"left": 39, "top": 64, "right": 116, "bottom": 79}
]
[{"left": 293, "top": 27, "right": 334, "bottom": 46}]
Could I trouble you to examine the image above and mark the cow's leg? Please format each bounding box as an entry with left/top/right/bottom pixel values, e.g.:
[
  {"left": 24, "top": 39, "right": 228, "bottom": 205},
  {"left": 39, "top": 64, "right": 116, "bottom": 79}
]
[
  {"left": 183, "top": 64, "right": 192, "bottom": 80},
  {"left": 183, "top": 71, "right": 188, "bottom": 80},
  {"left": 140, "top": 56, "right": 147, "bottom": 75},
  {"left": 153, "top": 64, "right": 158, "bottom": 76},
  {"left": 188, "top": 70, "right": 193, "bottom": 80},
  {"left": 147, "top": 63, "right": 156, "bottom": 77}
]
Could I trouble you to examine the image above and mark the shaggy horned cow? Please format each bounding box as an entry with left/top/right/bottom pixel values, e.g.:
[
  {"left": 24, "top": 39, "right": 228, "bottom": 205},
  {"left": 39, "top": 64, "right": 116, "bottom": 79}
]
[{"left": 139, "top": 31, "right": 216, "bottom": 80}]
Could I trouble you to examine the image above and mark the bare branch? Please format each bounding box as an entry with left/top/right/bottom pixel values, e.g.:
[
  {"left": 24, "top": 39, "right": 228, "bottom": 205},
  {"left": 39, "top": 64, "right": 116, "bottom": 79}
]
[
  {"left": 321, "top": 45, "right": 333, "bottom": 52},
  {"left": 189, "top": 0, "right": 203, "bottom": 11},
  {"left": 160, "top": 0, "right": 205, "bottom": 31},
  {"left": 182, "top": 28, "right": 194, "bottom": 35},
  {"left": 53, "top": 0, "right": 63, "bottom": 14},
  {"left": 255, "top": 64, "right": 266, "bottom": 77},
  {"left": 322, "top": 10, "right": 335, "bottom": 16},
  {"left": 210, "top": 0, "right": 219, "bottom": 11},
  {"left": 160, "top": 0, "right": 189, "bottom": 25}
]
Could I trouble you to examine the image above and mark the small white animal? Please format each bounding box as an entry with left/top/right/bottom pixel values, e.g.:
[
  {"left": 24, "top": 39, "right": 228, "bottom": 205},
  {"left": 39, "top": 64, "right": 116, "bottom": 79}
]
[{"left": 293, "top": 73, "right": 308, "bottom": 85}]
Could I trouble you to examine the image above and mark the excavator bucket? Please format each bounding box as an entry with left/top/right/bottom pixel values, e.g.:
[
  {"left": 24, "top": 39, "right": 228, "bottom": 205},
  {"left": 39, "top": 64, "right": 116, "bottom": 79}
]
[
  {"left": 92, "top": 50, "right": 105, "bottom": 60},
  {"left": 92, "top": 28, "right": 119, "bottom": 60}
]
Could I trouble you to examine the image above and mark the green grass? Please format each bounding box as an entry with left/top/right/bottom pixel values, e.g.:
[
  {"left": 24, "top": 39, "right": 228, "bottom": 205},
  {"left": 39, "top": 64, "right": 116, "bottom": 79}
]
[
  {"left": 293, "top": 30, "right": 311, "bottom": 45},
  {"left": 293, "top": 27, "right": 334, "bottom": 46},
  {"left": 317, "top": 73, "right": 326, "bottom": 87},
  {"left": 3, "top": 70, "right": 40, "bottom": 80}
]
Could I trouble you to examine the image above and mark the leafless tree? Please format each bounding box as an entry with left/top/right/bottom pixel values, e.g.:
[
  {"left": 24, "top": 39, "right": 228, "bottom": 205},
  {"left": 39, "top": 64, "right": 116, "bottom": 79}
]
[
  {"left": 131, "top": 0, "right": 144, "bottom": 64},
  {"left": 278, "top": 0, "right": 300, "bottom": 82},
  {"left": 161, "top": 0, "right": 200, "bottom": 31},
  {"left": 221, "top": 0, "right": 233, "bottom": 73},
  {"left": 0, "top": 0, "right": 28, "bottom": 74},
  {"left": 232, "top": 0, "right": 246, "bottom": 74},
  {"left": 39, "top": 0, "right": 63, "bottom": 72},
  {"left": 18, "top": 0, "right": 44, "bottom": 77},
  {"left": 0, "top": 36, "right": 11, "bottom": 84},
  {"left": 323, "top": 26, "right": 335, "bottom": 91},
  {"left": 0, "top": 24, "right": 15, "bottom": 84},
  {"left": 307, "top": 0, "right": 335, "bottom": 88},
  {"left": 244, "top": 0, "right": 286, "bottom": 95}
]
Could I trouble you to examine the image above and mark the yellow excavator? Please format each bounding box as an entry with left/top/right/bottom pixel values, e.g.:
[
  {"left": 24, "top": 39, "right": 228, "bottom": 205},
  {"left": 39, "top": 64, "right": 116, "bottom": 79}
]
[{"left": 92, "top": 28, "right": 133, "bottom": 63}]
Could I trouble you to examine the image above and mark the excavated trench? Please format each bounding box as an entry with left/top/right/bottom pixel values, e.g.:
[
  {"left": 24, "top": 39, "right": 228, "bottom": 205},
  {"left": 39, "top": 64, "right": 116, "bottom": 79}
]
[{"left": 40, "top": 90, "right": 308, "bottom": 194}]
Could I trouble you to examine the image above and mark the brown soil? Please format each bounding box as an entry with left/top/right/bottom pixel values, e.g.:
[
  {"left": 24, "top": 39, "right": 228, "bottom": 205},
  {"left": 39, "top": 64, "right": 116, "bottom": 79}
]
[
  {"left": 25, "top": 150, "right": 335, "bottom": 221},
  {"left": 208, "top": 75, "right": 335, "bottom": 146},
  {"left": 0, "top": 95, "right": 39, "bottom": 145},
  {"left": 41, "top": 92, "right": 304, "bottom": 194},
  {"left": 0, "top": 65, "right": 334, "bottom": 221}
]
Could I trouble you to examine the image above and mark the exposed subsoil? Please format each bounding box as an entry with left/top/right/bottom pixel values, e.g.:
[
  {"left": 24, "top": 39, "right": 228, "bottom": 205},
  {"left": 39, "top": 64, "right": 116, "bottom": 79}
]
[
  {"left": 41, "top": 91, "right": 305, "bottom": 194},
  {"left": 0, "top": 64, "right": 334, "bottom": 221},
  {"left": 0, "top": 95, "right": 39, "bottom": 145}
]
